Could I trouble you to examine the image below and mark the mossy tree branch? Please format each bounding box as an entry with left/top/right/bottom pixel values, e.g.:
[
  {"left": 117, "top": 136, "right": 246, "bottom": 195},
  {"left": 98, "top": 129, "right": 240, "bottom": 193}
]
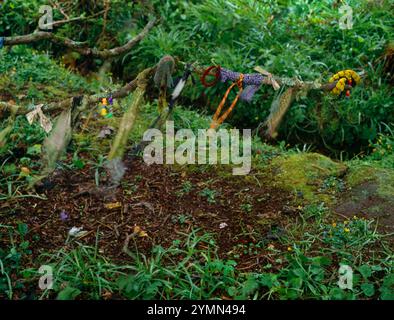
[{"left": 3, "top": 17, "right": 157, "bottom": 59}]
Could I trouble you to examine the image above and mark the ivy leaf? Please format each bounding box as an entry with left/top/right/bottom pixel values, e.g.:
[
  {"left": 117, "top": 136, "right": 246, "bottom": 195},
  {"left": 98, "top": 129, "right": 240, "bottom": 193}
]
[
  {"left": 289, "top": 276, "right": 303, "bottom": 289},
  {"left": 17, "top": 223, "right": 28, "bottom": 237},
  {"left": 358, "top": 265, "right": 372, "bottom": 279},
  {"left": 27, "top": 144, "right": 41, "bottom": 156},
  {"left": 311, "top": 256, "right": 332, "bottom": 266},
  {"left": 329, "top": 287, "right": 345, "bottom": 300},
  {"left": 293, "top": 268, "right": 307, "bottom": 280},
  {"left": 371, "top": 265, "right": 383, "bottom": 272},
  {"left": 241, "top": 277, "right": 259, "bottom": 297},
  {"left": 258, "top": 273, "right": 278, "bottom": 288},
  {"left": 360, "top": 282, "right": 375, "bottom": 297},
  {"left": 72, "top": 157, "right": 85, "bottom": 169},
  {"left": 380, "top": 274, "right": 394, "bottom": 300},
  {"left": 227, "top": 286, "right": 238, "bottom": 297}
]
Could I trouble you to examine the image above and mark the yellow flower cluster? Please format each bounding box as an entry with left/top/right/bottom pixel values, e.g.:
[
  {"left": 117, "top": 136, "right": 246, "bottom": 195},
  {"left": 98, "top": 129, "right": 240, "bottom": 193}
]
[{"left": 329, "top": 69, "right": 361, "bottom": 95}]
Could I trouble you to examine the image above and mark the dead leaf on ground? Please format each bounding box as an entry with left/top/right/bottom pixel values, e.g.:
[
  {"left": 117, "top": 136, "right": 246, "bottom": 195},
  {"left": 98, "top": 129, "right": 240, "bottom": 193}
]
[
  {"left": 133, "top": 225, "right": 148, "bottom": 237},
  {"left": 104, "top": 202, "right": 122, "bottom": 210}
]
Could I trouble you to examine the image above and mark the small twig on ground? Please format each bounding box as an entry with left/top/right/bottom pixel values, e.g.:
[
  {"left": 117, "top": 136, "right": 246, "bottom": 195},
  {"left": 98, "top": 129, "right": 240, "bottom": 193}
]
[{"left": 122, "top": 233, "right": 135, "bottom": 257}]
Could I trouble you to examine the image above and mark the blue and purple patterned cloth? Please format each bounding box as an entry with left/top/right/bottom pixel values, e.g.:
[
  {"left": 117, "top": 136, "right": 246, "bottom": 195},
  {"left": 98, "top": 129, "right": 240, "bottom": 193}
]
[{"left": 219, "top": 68, "right": 266, "bottom": 102}]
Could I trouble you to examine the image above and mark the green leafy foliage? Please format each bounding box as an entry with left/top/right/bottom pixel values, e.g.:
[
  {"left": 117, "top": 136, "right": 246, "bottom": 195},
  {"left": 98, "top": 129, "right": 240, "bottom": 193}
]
[
  {"left": 199, "top": 187, "right": 218, "bottom": 204},
  {"left": 3, "top": 0, "right": 392, "bottom": 154},
  {"left": 0, "top": 224, "right": 33, "bottom": 299},
  {"left": 0, "top": 46, "right": 99, "bottom": 101},
  {"left": 135, "top": 0, "right": 393, "bottom": 156},
  {"left": 117, "top": 232, "right": 239, "bottom": 299},
  {"left": 0, "top": 0, "right": 392, "bottom": 302}
]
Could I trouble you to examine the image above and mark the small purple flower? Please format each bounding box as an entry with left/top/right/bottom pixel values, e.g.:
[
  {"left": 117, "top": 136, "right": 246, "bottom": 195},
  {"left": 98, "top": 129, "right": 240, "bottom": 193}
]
[
  {"left": 60, "top": 210, "right": 69, "bottom": 221},
  {"left": 108, "top": 96, "right": 113, "bottom": 105}
]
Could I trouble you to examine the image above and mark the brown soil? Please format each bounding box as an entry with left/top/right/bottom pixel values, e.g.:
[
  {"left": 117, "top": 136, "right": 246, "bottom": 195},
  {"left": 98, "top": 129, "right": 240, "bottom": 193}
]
[{"left": 1, "top": 157, "right": 295, "bottom": 271}]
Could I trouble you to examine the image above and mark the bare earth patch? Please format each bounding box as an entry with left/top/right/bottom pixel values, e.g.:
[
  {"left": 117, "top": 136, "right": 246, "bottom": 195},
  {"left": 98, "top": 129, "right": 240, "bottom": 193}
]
[
  {"left": 335, "top": 181, "right": 394, "bottom": 234},
  {"left": 1, "top": 158, "right": 294, "bottom": 270}
]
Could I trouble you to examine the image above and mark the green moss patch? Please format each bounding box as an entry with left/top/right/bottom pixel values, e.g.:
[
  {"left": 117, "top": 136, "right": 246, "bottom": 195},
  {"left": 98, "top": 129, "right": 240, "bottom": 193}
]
[
  {"left": 335, "top": 165, "right": 394, "bottom": 233},
  {"left": 346, "top": 165, "right": 394, "bottom": 200},
  {"left": 270, "top": 153, "right": 348, "bottom": 203}
]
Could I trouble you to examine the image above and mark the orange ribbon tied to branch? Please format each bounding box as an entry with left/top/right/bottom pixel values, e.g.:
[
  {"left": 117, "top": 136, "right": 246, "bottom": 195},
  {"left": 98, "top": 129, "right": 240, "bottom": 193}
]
[{"left": 210, "top": 74, "right": 244, "bottom": 130}]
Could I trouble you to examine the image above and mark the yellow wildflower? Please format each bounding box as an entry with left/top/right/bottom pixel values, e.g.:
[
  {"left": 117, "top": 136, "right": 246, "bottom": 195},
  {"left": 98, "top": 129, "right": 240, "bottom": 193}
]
[
  {"left": 344, "top": 228, "right": 350, "bottom": 233},
  {"left": 20, "top": 167, "right": 31, "bottom": 175},
  {"left": 100, "top": 108, "right": 108, "bottom": 116}
]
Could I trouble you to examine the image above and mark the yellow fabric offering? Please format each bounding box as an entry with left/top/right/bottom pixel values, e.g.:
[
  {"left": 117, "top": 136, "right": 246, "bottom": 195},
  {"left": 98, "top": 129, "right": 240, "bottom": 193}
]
[{"left": 329, "top": 69, "right": 361, "bottom": 95}]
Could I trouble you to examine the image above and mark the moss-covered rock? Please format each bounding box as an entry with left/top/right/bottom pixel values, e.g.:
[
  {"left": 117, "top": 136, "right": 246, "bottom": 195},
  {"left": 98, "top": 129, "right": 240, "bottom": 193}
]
[
  {"left": 346, "top": 165, "right": 394, "bottom": 200},
  {"left": 270, "top": 152, "right": 348, "bottom": 203},
  {"left": 335, "top": 164, "right": 394, "bottom": 233}
]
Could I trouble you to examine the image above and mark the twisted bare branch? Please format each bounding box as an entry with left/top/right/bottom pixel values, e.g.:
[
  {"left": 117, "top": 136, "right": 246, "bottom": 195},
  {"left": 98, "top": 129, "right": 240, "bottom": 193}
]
[{"left": 3, "top": 17, "right": 157, "bottom": 59}]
